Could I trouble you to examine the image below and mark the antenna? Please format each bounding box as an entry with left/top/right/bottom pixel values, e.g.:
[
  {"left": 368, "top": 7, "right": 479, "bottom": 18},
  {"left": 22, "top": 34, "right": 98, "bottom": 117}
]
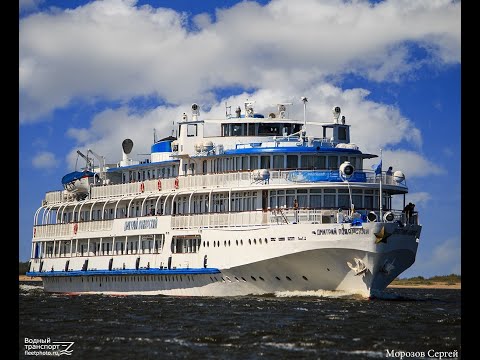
[
  {"left": 225, "top": 102, "right": 232, "bottom": 119},
  {"left": 301, "top": 97, "right": 308, "bottom": 130},
  {"left": 153, "top": 128, "right": 157, "bottom": 143}
]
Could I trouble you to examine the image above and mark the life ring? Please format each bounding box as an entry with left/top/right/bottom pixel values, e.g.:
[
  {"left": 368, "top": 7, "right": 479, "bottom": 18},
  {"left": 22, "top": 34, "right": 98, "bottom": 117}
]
[
  {"left": 73, "top": 223, "right": 78, "bottom": 234},
  {"left": 157, "top": 179, "right": 162, "bottom": 191},
  {"left": 140, "top": 182, "right": 145, "bottom": 193},
  {"left": 174, "top": 177, "right": 179, "bottom": 189}
]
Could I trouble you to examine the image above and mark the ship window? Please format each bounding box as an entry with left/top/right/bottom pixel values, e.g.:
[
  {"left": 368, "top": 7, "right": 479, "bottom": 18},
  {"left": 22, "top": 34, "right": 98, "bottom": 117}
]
[
  {"left": 265, "top": 238, "right": 268, "bottom": 244},
  {"left": 328, "top": 156, "right": 337, "bottom": 169},
  {"left": 286, "top": 276, "right": 292, "bottom": 281},
  {"left": 187, "top": 124, "right": 197, "bottom": 137},
  {"left": 259, "top": 276, "right": 264, "bottom": 281},
  {"left": 338, "top": 126, "right": 347, "bottom": 140},
  {"left": 324, "top": 194, "right": 336, "bottom": 208},
  {"left": 249, "top": 239, "right": 252, "bottom": 245},
  {"left": 273, "top": 155, "right": 283, "bottom": 169},
  {"left": 260, "top": 156, "right": 270, "bottom": 169},
  {"left": 251, "top": 276, "right": 257, "bottom": 281},
  {"left": 248, "top": 123, "right": 255, "bottom": 136},
  {"left": 286, "top": 155, "right": 298, "bottom": 169},
  {"left": 232, "top": 124, "right": 242, "bottom": 136},
  {"left": 250, "top": 156, "right": 259, "bottom": 170}
]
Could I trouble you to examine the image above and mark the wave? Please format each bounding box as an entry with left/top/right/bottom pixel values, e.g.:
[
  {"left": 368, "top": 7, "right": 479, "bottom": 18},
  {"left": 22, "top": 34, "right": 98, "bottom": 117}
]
[{"left": 274, "top": 289, "right": 367, "bottom": 299}]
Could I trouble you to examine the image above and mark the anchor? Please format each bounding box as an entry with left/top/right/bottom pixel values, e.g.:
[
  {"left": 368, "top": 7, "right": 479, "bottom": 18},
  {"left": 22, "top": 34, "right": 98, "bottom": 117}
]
[{"left": 347, "top": 258, "right": 368, "bottom": 276}]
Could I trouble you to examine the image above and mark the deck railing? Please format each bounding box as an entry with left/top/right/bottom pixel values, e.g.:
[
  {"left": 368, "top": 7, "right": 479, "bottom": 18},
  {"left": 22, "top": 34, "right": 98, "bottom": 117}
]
[
  {"left": 34, "top": 220, "right": 114, "bottom": 239},
  {"left": 43, "top": 170, "right": 405, "bottom": 205}
]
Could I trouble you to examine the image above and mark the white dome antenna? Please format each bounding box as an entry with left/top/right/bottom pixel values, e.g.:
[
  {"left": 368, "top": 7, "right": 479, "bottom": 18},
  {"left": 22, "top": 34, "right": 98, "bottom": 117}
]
[
  {"left": 192, "top": 103, "right": 200, "bottom": 119},
  {"left": 332, "top": 106, "right": 341, "bottom": 123}
]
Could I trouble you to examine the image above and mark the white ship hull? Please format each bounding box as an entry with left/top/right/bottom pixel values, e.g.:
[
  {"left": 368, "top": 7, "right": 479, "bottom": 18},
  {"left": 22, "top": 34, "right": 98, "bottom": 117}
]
[{"left": 29, "top": 221, "right": 420, "bottom": 297}]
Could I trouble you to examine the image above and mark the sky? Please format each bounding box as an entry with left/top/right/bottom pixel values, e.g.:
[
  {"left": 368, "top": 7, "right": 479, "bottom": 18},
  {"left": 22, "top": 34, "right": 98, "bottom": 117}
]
[{"left": 19, "top": 0, "right": 461, "bottom": 278}]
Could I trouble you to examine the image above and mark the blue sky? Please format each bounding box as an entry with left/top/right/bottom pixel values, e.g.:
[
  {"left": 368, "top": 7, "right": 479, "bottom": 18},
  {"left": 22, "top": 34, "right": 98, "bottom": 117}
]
[{"left": 19, "top": 0, "right": 461, "bottom": 277}]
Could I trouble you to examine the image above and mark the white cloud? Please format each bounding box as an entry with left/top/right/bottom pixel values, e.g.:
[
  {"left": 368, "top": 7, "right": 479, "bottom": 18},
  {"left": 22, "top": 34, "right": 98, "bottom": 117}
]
[
  {"left": 415, "top": 238, "right": 461, "bottom": 276},
  {"left": 392, "top": 191, "right": 431, "bottom": 210},
  {"left": 66, "top": 128, "right": 93, "bottom": 144},
  {"left": 19, "top": 0, "right": 460, "bottom": 122},
  {"left": 363, "top": 149, "right": 444, "bottom": 180},
  {"left": 19, "top": 0, "right": 43, "bottom": 13},
  {"left": 32, "top": 151, "right": 60, "bottom": 170}
]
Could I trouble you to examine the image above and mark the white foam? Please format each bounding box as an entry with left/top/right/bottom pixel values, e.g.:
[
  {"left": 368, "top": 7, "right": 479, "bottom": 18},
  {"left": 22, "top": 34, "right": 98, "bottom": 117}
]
[
  {"left": 274, "top": 289, "right": 367, "bottom": 299},
  {"left": 19, "top": 284, "right": 43, "bottom": 292}
]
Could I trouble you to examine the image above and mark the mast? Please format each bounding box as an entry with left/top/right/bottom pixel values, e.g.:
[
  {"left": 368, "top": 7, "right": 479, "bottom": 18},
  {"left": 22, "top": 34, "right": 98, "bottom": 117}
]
[{"left": 379, "top": 149, "right": 383, "bottom": 219}]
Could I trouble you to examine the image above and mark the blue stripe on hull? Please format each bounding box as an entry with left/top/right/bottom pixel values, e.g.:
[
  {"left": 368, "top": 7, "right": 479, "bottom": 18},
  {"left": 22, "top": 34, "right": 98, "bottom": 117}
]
[{"left": 26, "top": 268, "right": 220, "bottom": 277}]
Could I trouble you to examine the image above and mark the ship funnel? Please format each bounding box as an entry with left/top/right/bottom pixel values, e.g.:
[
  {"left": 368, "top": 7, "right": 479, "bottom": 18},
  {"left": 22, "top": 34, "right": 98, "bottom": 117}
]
[{"left": 121, "top": 139, "right": 133, "bottom": 163}]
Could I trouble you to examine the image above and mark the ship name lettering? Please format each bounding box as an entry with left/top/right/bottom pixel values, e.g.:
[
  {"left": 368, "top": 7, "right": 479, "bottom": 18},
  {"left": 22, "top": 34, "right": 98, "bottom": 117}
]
[
  {"left": 124, "top": 219, "right": 158, "bottom": 231},
  {"left": 316, "top": 229, "right": 337, "bottom": 235},
  {"left": 338, "top": 228, "right": 370, "bottom": 235}
]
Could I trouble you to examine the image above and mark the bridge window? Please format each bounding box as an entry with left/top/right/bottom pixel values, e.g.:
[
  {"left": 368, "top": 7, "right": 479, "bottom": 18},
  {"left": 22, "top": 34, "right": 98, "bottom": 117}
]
[{"left": 187, "top": 124, "right": 197, "bottom": 137}]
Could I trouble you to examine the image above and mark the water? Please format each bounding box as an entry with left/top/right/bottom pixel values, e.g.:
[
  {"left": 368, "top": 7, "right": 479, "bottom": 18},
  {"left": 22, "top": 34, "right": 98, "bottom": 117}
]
[{"left": 19, "top": 282, "right": 461, "bottom": 359}]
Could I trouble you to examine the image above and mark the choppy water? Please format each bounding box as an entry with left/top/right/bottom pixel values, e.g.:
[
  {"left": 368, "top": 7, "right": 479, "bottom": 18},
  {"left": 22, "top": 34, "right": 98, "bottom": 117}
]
[{"left": 19, "top": 282, "right": 461, "bottom": 359}]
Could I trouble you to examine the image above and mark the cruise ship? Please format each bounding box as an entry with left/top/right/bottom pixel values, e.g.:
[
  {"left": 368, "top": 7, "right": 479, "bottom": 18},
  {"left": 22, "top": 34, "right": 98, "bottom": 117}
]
[{"left": 26, "top": 99, "right": 421, "bottom": 297}]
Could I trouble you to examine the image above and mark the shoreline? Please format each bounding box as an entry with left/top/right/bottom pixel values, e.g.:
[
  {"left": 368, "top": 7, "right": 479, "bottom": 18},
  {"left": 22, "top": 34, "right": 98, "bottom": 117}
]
[
  {"left": 388, "top": 283, "right": 460, "bottom": 290},
  {"left": 19, "top": 275, "right": 42, "bottom": 282}
]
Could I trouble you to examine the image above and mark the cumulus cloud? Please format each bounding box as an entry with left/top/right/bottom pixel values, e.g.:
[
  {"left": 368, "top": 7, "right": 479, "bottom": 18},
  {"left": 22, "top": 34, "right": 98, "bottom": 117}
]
[
  {"left": 19, "top": 0, "right": 43, "bottom": 14},
  {"left": 363, "top": 149, "right": 444, "bottom": 179},
  {"left": 392, "top": 191, "right": 431, "bottom": 210},
  {"left": 19, "top": 0, "right": 460, "bottom": 122},
  {"left": 32, "top": 151, "right": 60, "bottom": 170},
  {"left": 414, "top": 238, "right": 461, "bottom": 276}
]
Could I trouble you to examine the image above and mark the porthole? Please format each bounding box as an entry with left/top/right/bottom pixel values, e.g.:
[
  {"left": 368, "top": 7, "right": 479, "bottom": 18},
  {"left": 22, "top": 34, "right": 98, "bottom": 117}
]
[
  {"left": 241, "top": 240, "right": 243, "bottom": 245},
  {"left": 236, "top": 240, "right": 238, "bottom": 246},
  {"left": 251, "top": 276, "right": 256, "bottom": 281},
  {"left": 224, "top": 241, "right": 226, "bottom": 247},
  {"left": 259, "top": 276, "right": 264, "bottom": 281},
  {"left": 254, "top": 239, "right": 257, "bottom": 244},
  {"left": 249, "top": 239, "right": 251, "bottom": 245},
  {"left": 286, "top": 276, "right": 292, "bottom": 281},
  {"left": 327, "top": 268, "right": 330, "bottom": 271},
  {"left": 302, "top": 276, "right": 308, "bottom": 281},
  {"left": 275, "top": 276, "right": 281, "bottom": 280},
  {"left": 259, "top": 238, "right": 262, "bottom": 244},
  {"left": 217, "top": 241, "right": 220, "bottom": 247},
  {"left": 214, "top": 242, "right": 216, "bottom": 247},
  {"left": 241, "top": 277, "right": 247, "bottom": 282},
  {"left": 265, "top": 238, "right": 268, "bottom": 244},
  {"left": 228, "top": 240, "right": 231, "bottom": 246},
  {"left": 234, "top": 277, "right": 239, "bottom": 281},
  {"left": 214, "top": 276, "right": 218, "bottom": 281}
]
